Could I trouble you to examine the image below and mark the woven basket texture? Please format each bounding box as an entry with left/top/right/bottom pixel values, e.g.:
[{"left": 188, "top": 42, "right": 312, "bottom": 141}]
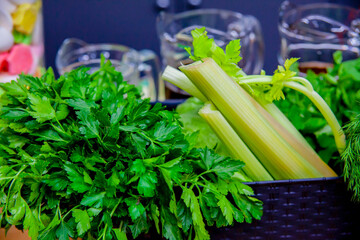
[{"left": 207, "top": 177, "right": 360, "bottom": 240}]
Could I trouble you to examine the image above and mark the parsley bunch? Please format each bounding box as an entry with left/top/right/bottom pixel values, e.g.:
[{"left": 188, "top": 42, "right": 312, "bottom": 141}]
[{"left": 0, "top": 59, "right": 262, "bottom": 240}]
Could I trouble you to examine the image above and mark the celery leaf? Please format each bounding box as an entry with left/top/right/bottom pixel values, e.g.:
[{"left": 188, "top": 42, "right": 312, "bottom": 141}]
[{"left": 187, "top": 27, "right": 244, "bottom": 78}]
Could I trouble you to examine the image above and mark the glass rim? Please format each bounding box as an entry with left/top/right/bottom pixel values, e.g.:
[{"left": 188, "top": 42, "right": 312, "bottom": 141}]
[
  {"left": 157, "top": 8, "right": 259, "bottom": 37},
  {"left": 172, "top": 8, "right": 245, "bottom": 21},
  {"left": 56, "top": 38, "right": 139, "bottom": 71},
  {"left": 68, "top": 43, "right": 137, "bottom": 57}
]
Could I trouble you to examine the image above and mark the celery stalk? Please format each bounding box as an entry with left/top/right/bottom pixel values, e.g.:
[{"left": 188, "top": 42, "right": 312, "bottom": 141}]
[
  {"left": 257, "top": 99, "right": 310, "bottom": 147},
  {"left": 179, "top": 58, "right": 329, "bottom": 180},
  {"left": 239, "top": 86, "right": 337, "bottom": 177},
  {"left": 239, "top": 75, "right": 346, "bottom": 153},
  {"left": 199, "top": 102, "right": 274, "bottom": 181},
  {"left": 157, "top": 74, "right": 166, "bottom": 101},
  {"left": 161, "top": 66, "right": 207, "bottom": 103}
]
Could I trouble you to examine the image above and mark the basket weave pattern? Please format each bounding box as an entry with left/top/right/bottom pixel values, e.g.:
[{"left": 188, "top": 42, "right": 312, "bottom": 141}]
[{"left": 208, "top": 177, "right": 360, "bottom": 240}]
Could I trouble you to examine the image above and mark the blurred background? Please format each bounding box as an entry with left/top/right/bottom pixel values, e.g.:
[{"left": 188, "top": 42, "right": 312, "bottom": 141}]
[{"left": 42, "top": 0, "right": 360, "bottom": 74}]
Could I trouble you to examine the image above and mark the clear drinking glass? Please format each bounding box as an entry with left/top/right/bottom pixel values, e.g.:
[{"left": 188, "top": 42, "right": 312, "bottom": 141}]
[
  {"left": 56, "top": 38, "right": 162, "bottom": 101},
  {"left": 278, "top": 1, "right": 360, "bottom": 73},
  {"left": 0, "top": 0, "right": 44, "bottom": 83},
  {"left": 157, "top": 8, "right": 264, "bottom": 98}
]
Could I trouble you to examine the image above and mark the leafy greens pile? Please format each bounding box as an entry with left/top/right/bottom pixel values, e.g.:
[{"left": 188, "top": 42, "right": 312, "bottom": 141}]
[{"left": 0, "top": 59, "right": 262, "bottom": 240}]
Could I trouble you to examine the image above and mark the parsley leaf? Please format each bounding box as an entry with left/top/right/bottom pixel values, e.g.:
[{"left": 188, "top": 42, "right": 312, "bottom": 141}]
[
  {"left": 28, "top": 93, "right": 56, "bottom": 123},
  {"left": 72, "top": 209, "right": 91, "bottom": 236},
  {"left": 56, "top": 221, "right": 74, "bottom": 240}
]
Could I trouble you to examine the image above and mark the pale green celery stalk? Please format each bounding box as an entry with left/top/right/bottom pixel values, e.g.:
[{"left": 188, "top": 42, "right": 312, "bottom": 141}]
[
  {"left": 157, "top": 74, "right": 166, "bottom": 101},
  {"left": 179, "top": 58, "right": 329, "bottom": 180},
  {"left": 256, "top": 98, "right": 309, "bottom": 146},
  {"left": 162, "top": 66, "right": 271, "bottom": 180},
  {"left": 161, "top": 66, "right": 207, "bottom": 103},
  {"left": 252, "top": 96, "right": 325, "bottom": 164},
  {"left": 235, "top": 70, "right": 316, "bottom": 150},
  {"left": 199, "top": 102, "right": 273, "bottom": 181},
  {"left": 241, "top": 87, "right": 337, "bottom": 177},
  {"left": 240, "top": 82, "right": 312, "bottom": 148},
  {"left": 286, "top": 81, "right": 346, "bottom": 152},
  {"left": 239, "top": 75, "right": 346, "bottom": 153}
]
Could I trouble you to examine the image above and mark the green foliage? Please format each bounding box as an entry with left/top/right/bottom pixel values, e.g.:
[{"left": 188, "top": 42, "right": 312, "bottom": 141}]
[
  {"left": 247, "top": 58, "right": 299, "bottom": 103},
  {"left": 0, "top": 60, "right": 262, "bottom": 239},
  {"left": 341, "top": 114, "right": 360, "bottom": 201},
  {"left": 185, "top": 27, "right": 244, "bottom": 78},
  {"left": 72, "top": 209, "right": 91, "bottom": 236}
]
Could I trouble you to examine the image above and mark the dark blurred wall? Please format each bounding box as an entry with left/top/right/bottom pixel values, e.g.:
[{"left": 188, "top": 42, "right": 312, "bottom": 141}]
[{"left": 43, "top": 0, "right": 359, "bottom": 74}]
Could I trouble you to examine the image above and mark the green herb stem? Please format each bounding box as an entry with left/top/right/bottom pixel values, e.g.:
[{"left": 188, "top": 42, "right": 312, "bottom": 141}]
[
  {"left": 50, "top": 122, "right": 71, "bottom": 140},
  {"left": 4, "top": 166, "right": 27, "bottom": 212},
  {"left": 110, "top": 198, "right": 123, "bottom": 217},
  {"left": 196, "top": 180, "right": 222, "bottom": 197},
  {"left": 237, "top": 75, "right": 346, "bottom": 153},
  {"left": 62, "top": 204, "right": 81, "bottom": 219}
]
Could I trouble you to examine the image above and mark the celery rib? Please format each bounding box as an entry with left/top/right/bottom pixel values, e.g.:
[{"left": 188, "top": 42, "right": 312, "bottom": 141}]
[
  {"left": 255, "top": 98, "right": 311, "bottom": 147},
  {"left": 162, "top": 59, "right": 339, "bottom": 179},
  {"left": 241, "top": 89, "right": 337, "bottom": 177},
  {"left": 199, "top": 103, "right": 274, "bottom": 181},
  {"left": 161, "top": 66, "right": 207, "bottom": 103},
  {"left": 237, "top": 75, "right": 346, "bottom": 153}
]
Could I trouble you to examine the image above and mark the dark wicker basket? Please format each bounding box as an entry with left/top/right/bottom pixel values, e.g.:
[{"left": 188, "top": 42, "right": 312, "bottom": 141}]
[
  {"left": 158, "top": 101, "right": 360, "bottom": 239},
  {"left": 208, "top": 177, "right": 360, "bottom": 240}
]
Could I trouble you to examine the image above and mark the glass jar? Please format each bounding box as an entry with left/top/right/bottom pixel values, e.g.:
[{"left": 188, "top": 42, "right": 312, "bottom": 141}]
[
  {"left": 157, "top": 8, "right": 264, "bottom": 99},
  {"left": 278, "top": 1, "right": 360, "bottom": 73},
  {"left": 56, "top": 38, "right": 161, "bottom": 101},
  {"left": 0, "top": 0, "right": 44, "bottom": 82}
]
